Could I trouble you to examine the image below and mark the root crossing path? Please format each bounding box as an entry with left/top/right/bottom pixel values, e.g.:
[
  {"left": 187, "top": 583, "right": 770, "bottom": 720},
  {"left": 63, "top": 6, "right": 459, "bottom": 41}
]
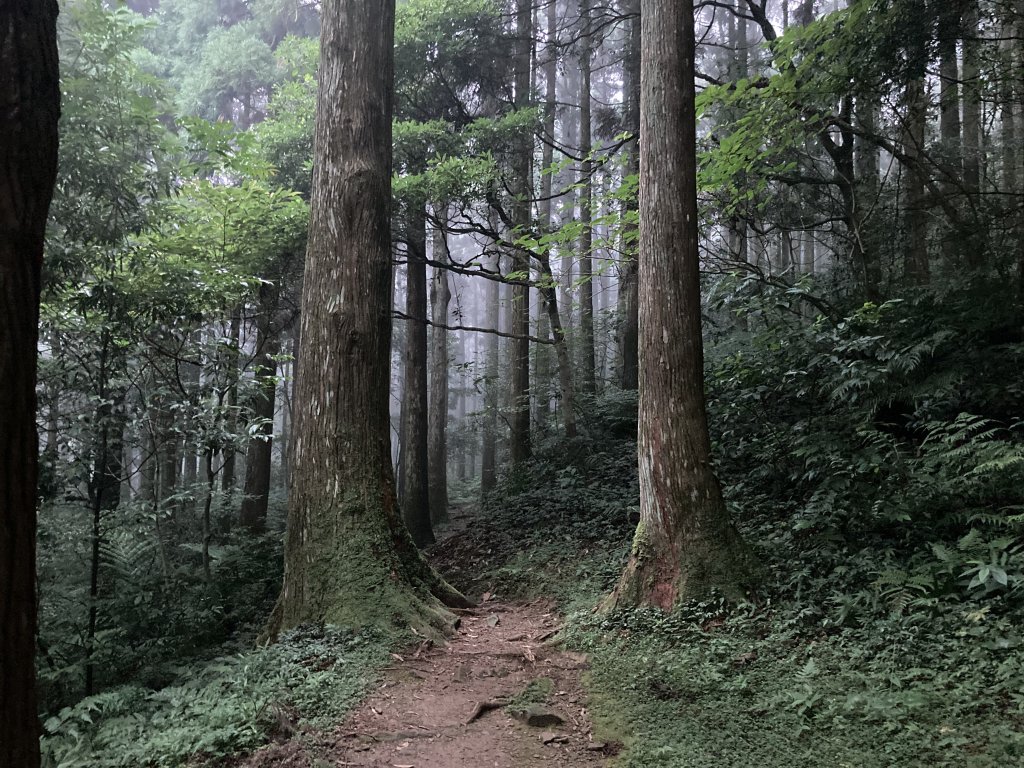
[{"left": 336, "top": 600, "right": 612, "bottom": 768}]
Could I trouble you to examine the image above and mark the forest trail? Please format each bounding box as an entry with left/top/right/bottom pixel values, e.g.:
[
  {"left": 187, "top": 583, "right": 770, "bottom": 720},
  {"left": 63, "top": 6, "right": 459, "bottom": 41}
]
[{"left": 328, "top": 599, "right": 613, "bottom": 768}]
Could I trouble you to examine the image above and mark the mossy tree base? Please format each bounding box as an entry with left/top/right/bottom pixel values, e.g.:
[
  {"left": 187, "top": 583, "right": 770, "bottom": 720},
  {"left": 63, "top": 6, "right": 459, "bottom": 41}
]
[{"left": 607, "top": 521, "right": 759, "bottom": 611}]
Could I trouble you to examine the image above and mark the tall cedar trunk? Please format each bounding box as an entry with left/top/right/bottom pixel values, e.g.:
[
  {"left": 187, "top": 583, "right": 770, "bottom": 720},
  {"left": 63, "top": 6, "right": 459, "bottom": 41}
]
[
  {"left": 612, "top": 0, "right": 756, "bottom": 609},
  {"left": 239, "top": 283, "right": 280, "bottom": 533},
  {"left": 578, "top": 0, "right": 596, "bottom": 394},
  {"left": 269, "top": 0, "right": 466, "bottom": 637},
  {"left": 0, "top": 3, "right": 60, "bottom": 766},
  {"left": 401, "top": 205, "right": 435, "bottom": 547},
  {"left": 617, "top": 0, "right": 640, "bottom": 391},
  {"left": 428, "top": 218, "right": 450, "bottom": 525},
  {"left": 480, "top": 249, "right": 500, "bottom": 499},
  {"left": 85, "top": 331, "right": 125, "bottom": 695},
  {"left": 508, "top": 0, "right": 533, "bottom": 465}
]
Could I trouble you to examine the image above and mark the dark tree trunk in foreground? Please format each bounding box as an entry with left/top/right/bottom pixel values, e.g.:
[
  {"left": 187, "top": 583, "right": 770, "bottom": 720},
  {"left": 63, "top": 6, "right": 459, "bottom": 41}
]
[
  {"left": 0, "top": 3, "right": 60, "bottom": 766},
  {"left": 428, "top": 219, "right": 450, "bottom": 524},
  {"left": 270, "top": 0, "right": 466, "bottom": 637},
  {"left": 612, "top": 0, "right": 757, "bottom": 609},
  {"left": 402, "top": 205, "right": 435, "bottom": 547}
]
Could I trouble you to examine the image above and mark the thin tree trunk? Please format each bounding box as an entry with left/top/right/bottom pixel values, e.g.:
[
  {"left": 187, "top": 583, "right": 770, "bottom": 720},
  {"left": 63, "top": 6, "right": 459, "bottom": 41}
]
[
  {"left": 618, "top": 0, "right": 640, "bottom": 391},
  {"left": 221, "top": 308, "right": 241, "bottom": 494},
  {"left": 480, "top": 249, "right": 500, "bottom": 500},
  {"left": 428, "top": 216, "right": 451, "bottom": 524},
  {"left": 402, "top": 204, "right": 435, "bottom": 546},
  {"left": 239, "top": 285, "right": 280, "bottom": 533},
  {"left": 508, "top": 0, "right": 533, "bottom": 465},
  {"left": 903, "top": 16, "right": 930, "bottom": 286},
  {"left": 578, "top": 0, "right": 596, "bottom": 394}
]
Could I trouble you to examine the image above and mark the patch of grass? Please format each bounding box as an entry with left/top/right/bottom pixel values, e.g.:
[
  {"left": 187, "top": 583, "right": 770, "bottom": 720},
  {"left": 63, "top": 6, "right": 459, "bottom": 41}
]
[{"left": 41, "top": 624, "right": 389, "bottom": 768}]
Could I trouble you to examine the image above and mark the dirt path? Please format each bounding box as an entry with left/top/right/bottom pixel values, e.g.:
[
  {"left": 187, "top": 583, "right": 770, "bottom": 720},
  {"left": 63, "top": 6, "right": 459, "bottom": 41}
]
[{"left": 328, "top": 599, "right": 612, "bottom": 768}]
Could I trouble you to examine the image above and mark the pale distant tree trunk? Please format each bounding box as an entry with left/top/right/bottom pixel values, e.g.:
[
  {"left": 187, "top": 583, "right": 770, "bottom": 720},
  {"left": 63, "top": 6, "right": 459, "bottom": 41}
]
[
  {"left": 480, "top": 250, "right": 500, "bottom": 499},
  {"left": 508, "top": 0, "right": 533, "bottom": 465},
  {"left": 0, "top": 3, "right": 60, "bottom": 765},
  {"left": 270, "top": 0, "right": 467, "bottom": 637},
  {"left": 402, "top": 204, "right": 434, "bottom": 547},
  {"left": 938, "top": 4, "right": 962, "bottom": 264},
  {"left": 612, "top": 0, "right": 756, "bottom": 609},
  {"left": 560, "top": 62, "right": 580, "bottom": 330},
  {"left": 618, "top": 0, "right": 640, "bottom": 391},
  {"left": 239, "top": 284, "right": 280, "bottom": 533},
  {"left": 428, "top": 216, "right": 451, "bottom": 525},
  {"left": 578, "top": 0, "right": 596, "bottom": 394}
]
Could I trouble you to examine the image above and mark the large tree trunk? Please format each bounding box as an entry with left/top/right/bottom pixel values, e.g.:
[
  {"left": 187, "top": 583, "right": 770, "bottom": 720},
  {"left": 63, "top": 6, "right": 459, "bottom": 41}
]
[
  {"left": 617, "top": 0, "right": 640, "bottom": 391},
  {"left": 270, "top": 0, "right": 466, "bottom": 637},
  {"left": 401, "top": 205, "right": 435, "bottom": 547},
  {"left": 508, "top": 0, "right": 533, "bottom": 466},
  {"left": 0, "top": 3, "right": 60, "bottom": 766},
  {"left": 239, "top": 284, "right": 280, "bottom": 533},
  {"left": 611, "top": 0, "right": 757, "bottom": 609},
  {"left": 427, "top": 217, "right": 451, "bottom": 525}
]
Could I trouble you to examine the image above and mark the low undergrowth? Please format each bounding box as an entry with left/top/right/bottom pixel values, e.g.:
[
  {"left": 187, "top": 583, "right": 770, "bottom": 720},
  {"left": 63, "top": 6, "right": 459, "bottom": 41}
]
[
  {"left": 40, "top": 625, "right": 388, "bottom": 768},
  {"left": 440, "top": 283, "right": 1024, "bottom": 767}
]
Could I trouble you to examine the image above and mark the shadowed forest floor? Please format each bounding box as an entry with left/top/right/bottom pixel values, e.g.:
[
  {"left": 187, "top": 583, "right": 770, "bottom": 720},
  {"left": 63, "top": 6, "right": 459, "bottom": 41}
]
[
  {"left": 235, "top": 510, "right": 612, "bottom": 768},
  {"left": 237, "top": 601, "right": 610, "bottom": 767}
]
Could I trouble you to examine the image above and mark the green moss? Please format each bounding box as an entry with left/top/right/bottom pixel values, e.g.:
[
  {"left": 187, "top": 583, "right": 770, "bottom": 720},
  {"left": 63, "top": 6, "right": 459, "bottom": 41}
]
[{"left": 506, "top": 677, "right": 555, "bottom": 717}]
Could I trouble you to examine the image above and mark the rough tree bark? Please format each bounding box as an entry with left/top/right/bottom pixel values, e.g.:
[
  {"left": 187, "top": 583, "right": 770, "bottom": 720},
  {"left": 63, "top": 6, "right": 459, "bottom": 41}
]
[
  {"left": 0, "top": 3, "right": 60, "bottom": 766},
  {"left": 269, "top": 0, "right": 467, "bottom": 637},
  {"left": 611, "top": 0, "right": 757, "bottom": 609}
]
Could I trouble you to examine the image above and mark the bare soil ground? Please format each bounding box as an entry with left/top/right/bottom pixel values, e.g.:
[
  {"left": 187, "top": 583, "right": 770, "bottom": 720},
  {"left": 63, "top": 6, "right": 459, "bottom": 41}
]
[{"left": 238, "top": 599, "right": 614, "bottom": 768}]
